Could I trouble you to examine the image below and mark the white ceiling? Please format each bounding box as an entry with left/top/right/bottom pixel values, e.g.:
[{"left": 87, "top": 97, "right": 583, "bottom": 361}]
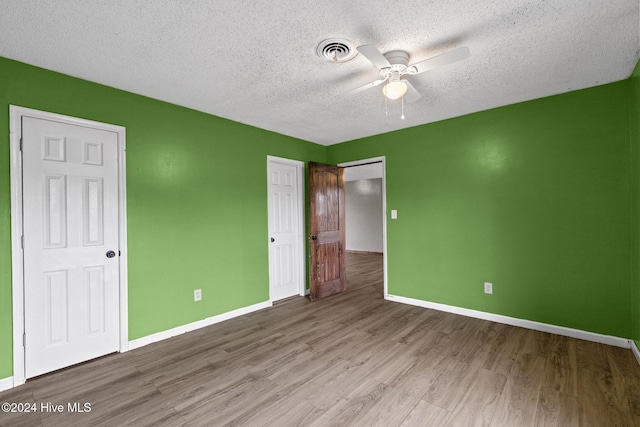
[{"left": 1, "top": 1, "right": 638, "bottom": 146}]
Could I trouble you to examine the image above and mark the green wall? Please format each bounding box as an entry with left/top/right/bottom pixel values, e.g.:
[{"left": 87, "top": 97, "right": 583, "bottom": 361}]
[
  {"left": 631, "top": 60, "right": 640, "bottom": 348},
  {"left": 2, "top": 54, "right": 638, "bottom": 381},
  {"left": 328, "top": 81, "right": 632, "bottom": 338},
  {"left": 0, "top": 57, "right": 326, "bottom": 378}
]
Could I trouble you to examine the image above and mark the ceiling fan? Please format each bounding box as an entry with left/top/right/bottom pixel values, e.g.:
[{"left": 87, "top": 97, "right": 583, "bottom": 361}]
[{"left": 350, "top": 45, "right": 471, "bottom": 103}]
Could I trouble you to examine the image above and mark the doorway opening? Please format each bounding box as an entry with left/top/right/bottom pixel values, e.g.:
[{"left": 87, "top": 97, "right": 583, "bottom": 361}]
[{"left": 339, "top": 157, "right": 388, "bottom": 299}]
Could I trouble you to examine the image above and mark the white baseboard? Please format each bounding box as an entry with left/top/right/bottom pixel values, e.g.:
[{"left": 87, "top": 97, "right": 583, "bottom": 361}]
[
  {"left": 128, "top": 300, "right": 272, "bottom": 351},
  {"left": 0, "top": 376, "right": 14, "bottom": 392},
  {"left": 387, "top": 294, "right": 631, "bottom": 349},
  {"left": 632, "top": 341, "right": 640, "bottom": 366}
]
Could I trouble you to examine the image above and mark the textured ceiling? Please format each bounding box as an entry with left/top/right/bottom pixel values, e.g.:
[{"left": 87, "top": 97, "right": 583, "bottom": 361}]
[{"left": 1, "top": 1, "right": 638, "bottom": 145}]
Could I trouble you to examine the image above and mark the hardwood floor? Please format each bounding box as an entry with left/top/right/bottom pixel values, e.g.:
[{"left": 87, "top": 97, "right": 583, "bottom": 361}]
[{"left": 2, "top": 253, "right": 640, "bottom": 426}]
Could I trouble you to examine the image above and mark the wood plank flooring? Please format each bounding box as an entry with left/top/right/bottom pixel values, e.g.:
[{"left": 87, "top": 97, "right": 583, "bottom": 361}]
[{"left": 2, "top": 253, "right": 640, "bottom": 426}]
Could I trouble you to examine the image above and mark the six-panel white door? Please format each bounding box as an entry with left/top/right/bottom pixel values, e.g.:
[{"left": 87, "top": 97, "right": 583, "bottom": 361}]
[
  {"left": 22, "top": 116, "right": 120, "bottom": 378},
  {"left": 267, "top": 159, "right": 302, "bottom": 301}
]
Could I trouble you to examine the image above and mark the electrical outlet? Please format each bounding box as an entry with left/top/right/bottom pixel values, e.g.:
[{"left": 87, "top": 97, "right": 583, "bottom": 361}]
[
  {"left": 484, "top": 282, "right": 493, "bottom": 294},
  {"left": 194, "top": 289, "right": 202, "bottom": 301}
]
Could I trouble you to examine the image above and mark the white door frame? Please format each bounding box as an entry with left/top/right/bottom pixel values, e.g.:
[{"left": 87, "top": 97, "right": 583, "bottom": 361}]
[
  {"left": 266, "top": 156, "right": 306, "bottom": 299},
  {"left": 338, "top": 156, "right": 388, "bottom": 298},
  {"left": 9, "top": 106, "right": 128, "bottom": 387}
]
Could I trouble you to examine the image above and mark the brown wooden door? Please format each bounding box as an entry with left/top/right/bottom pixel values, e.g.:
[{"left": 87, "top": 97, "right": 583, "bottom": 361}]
[{"left": 308, "top": 161, "right": 346, "bottom": 300}]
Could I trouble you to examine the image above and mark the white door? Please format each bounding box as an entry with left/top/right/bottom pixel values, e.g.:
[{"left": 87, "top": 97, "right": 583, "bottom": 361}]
[
  {"left": 267, "top": 158, "right": 303, "bottom": 301},
  {"left": 22, "top": 116, "right": 120, "bottom": 378}
]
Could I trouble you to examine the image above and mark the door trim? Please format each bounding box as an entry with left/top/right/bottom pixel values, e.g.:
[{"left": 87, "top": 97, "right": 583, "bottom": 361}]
[
  {"left": 266, "top": 156, "right": 306, "bottom": 300},
  {"left": 9, "top": 106, "right": 129, "bottom": 387},
  {"left": 338, "top": 156, "right": 388, "bottom": 298}
]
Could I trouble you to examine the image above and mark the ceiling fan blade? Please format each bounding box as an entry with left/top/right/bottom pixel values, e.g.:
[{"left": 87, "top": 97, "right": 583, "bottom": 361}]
[
  {"left": 357, "top": 44, "right": 391, "bottom": 70},
  {"left": 403, "top": 80, "right": 421, "bottom": 103},
  {"left": 411, "top": 46, "right": 470, "bottom": 75},
  {"left": 345, "top": 78, "right": 387, "bottom": 96}
]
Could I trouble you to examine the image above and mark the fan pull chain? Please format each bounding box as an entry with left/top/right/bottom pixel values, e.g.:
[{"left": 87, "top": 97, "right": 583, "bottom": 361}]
[
  {"left": 401, "top": 95, "right": 405, "bottom": 120},
  {"left": 385, "top": 95, "right": 388, "bottom": 117}
]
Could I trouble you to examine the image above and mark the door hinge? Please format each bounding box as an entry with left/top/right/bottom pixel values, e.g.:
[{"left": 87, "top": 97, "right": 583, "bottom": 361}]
[
  {"left": 19, "top": 138, "right": 23, "bottom": 152},
  {"left": 23, "top": 332, "right": 26, "bottom": 348},
  {"left": 21, "top": 235, "right": 24, "bottom": 249}
]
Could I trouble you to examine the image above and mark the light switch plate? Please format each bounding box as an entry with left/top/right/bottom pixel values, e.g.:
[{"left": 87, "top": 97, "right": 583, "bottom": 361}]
[{"left": 391, "top": 210, "right": 398, "bottom": 219}]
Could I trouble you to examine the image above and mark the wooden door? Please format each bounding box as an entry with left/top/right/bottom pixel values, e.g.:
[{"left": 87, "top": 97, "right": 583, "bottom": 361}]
[
  {"left": 22, "top": 116, "right": 120, "bottom": 378},
  {"left": 308, "top": 162, "right": 346, "bottom": 300}
]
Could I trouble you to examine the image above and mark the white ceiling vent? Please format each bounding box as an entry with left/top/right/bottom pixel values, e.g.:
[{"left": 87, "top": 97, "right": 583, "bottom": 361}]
[{"left": 316, "top": 38, "right": 357, "bottom": 63}]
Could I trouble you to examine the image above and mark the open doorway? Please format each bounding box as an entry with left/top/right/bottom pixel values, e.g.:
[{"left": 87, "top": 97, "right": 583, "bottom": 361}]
[{"left": 339, "top": 157, "right": 387, "bottom": 299}]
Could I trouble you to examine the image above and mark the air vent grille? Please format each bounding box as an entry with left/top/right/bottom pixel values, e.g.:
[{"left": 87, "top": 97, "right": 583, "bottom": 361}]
[{"left": 316, "top": 38, "right": 357, "bottom": 63}]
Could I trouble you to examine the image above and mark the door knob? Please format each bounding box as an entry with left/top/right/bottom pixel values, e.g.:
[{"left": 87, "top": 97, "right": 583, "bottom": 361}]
[
  {"left": 106, "top": 250, "right": 116, "bottom": 258},
  {"left": 270, "top": 237, "right": 275, "bottom": 242},
  {"left": 310, "top": 235, "right": 317, "bottom": 240}
]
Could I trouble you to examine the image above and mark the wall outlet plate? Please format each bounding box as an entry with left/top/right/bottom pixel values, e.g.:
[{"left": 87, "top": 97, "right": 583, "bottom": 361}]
[
  {"left": 194, "top": 289, "right": 202, "bottom": 301},
  {"left": 484, "top": 282, "right": 493, "bottom": 294}
]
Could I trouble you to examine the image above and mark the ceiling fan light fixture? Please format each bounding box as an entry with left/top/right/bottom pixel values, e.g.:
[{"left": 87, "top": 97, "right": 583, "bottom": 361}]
[{"left": 383, "top": 79, "right": 408, "bottom": 100}]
